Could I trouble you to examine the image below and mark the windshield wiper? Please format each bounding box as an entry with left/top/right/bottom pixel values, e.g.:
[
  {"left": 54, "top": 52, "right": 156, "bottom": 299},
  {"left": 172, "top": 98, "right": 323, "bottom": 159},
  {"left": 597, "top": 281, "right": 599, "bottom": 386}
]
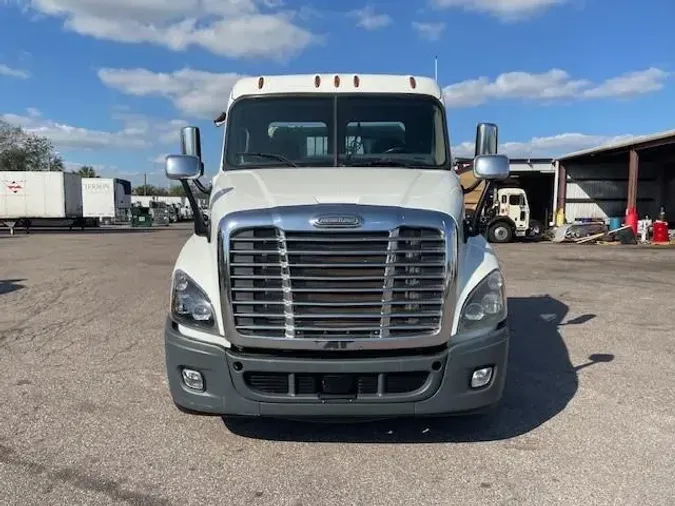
[
  {"left": 234, "top": 152, "right": 297, "bottom": 167},
  {"left": 344, "top": 158, "right": 438, "bottom": 168}
]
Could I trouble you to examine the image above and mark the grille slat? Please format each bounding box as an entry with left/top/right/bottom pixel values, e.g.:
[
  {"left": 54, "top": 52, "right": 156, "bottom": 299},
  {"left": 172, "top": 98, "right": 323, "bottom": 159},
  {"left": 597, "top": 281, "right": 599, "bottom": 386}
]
[
  {"left": 233, "top": 249, "right": 445, "bottom": 255},
  {"left": 229, "top": 262, "right": 445, "bottom": 268},
  {"left": 231, "top": 287, "right": 443, "bottom": 293},
  {"left": 229, "top": 226, "right": 446, "bottom": 340},
  {"left": 233, "top": 312, "right": 442, "bottom": 318}
]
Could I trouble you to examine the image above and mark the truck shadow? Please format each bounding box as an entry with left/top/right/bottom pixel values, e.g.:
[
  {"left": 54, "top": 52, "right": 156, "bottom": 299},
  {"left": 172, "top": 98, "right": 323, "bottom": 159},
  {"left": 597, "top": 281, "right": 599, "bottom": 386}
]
[
  {"left": 223, "top": 295, "right": 614, "bottom": 443},
  {"left": 0, "top": 279, "right": 25, "bottom": 295}
]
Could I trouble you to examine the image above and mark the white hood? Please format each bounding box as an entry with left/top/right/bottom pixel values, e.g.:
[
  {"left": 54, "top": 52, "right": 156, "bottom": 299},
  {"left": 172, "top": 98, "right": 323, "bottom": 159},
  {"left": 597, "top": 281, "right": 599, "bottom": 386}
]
[{"left": 209, "top": 167, "right": 464, "bottom": 225}]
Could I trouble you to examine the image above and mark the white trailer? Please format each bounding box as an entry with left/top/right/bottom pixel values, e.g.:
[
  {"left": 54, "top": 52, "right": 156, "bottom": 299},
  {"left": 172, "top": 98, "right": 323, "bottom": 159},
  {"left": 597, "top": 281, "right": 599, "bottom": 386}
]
[
  {"left": 1, "top": 171, "right": 84, "bottom": 234},
  {"left": 82, "top": 177, "right": 132, "bottom": 224}
]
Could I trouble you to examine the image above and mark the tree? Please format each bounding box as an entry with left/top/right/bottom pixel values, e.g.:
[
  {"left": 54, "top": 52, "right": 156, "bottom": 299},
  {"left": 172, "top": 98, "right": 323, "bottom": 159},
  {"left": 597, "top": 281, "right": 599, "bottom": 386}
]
[
  {"left": 78, "top": 165, "right": 97, "bottom": 178},
  {"left": 0, "top": 120, "right": 24, "bottom": 151},
  {"left": 133, "top": 184, "right": 168, "bottom": 196},
  {"left": 168, "top": 184, "right": 185, "bottom": 197},
  {"left": 0, "top": 118, "right": 64, "bottom": 171}
]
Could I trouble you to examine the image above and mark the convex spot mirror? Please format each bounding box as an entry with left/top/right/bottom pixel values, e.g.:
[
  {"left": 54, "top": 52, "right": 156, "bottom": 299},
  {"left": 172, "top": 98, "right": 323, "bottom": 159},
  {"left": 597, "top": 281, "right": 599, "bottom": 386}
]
[
  {"left": 473, "top": 154, "right": 510, "bottom": 181},
  {"left": 165, "top": 154, "right": 202, "bottom": 180}
]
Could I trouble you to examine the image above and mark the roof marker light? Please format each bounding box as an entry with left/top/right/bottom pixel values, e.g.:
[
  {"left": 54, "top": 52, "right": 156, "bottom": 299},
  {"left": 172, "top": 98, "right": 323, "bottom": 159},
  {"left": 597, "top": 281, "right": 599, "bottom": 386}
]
[
  {"left": 334, "top": 75, "right": 340, "bottom": 87},
  {"left": 353, "top": 75, "right": 360, "bottom": 87},
  {"left": 314, "top": 75, "right": 321, "bottom": 87},
  {"left": 409, "top": 76, "right": 417, "bottom": 89},
  {"left": 257, "top": 77, "right": 264, "bottom": 89}
]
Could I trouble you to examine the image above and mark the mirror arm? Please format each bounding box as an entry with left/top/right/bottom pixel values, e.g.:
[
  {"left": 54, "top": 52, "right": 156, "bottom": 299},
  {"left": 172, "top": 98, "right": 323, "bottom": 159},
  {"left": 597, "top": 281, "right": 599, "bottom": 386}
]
[
  {"left": 464, "top": 179, "right": 495, "bottom": 242},
  {"left": 192, "top": 176, "right": 212, "bottom": 195},
  {"left": 181, "top": 180, "right": 209, "bottom": 240},
  {"left": 462, "top": 178, "right": 482, "bottom": 195}
]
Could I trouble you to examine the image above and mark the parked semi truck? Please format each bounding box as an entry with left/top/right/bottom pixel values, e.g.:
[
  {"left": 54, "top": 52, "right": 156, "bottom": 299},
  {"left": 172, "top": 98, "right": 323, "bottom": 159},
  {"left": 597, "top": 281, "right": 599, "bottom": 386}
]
[
  {"left": 457, "top": 160, "right": 541, "bottom": 243},
  {"left": 469, "top": 185, "right": 542, "bottom": 243},
  {"left": 162, "top": 73, "right": 511, "bottom": 421}
]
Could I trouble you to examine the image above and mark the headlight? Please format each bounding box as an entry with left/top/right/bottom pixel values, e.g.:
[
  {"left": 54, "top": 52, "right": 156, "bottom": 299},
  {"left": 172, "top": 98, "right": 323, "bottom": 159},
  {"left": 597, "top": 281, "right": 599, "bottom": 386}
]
[
  {"left": 170, "top": 269, "right": 215, "bottom": 330},
  {"left": 457, "top": 269, "right": 507, "bottom": 334}
]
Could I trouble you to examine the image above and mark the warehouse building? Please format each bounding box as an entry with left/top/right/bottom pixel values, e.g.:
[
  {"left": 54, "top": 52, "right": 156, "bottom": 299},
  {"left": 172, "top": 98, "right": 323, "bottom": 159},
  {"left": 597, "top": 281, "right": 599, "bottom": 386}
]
[
  {"left": 554, "top": 129, "right": 675, "bottom": 225},
  {"left": 456, "top": 157, "right": 556, "bottom": 225}
]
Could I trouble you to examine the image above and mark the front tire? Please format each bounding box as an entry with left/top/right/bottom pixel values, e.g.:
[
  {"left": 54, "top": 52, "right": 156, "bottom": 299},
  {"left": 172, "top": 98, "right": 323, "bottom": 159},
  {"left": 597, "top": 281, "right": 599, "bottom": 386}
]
[{"left": 488, "top": 221, "right": 513, "bottom": 243}]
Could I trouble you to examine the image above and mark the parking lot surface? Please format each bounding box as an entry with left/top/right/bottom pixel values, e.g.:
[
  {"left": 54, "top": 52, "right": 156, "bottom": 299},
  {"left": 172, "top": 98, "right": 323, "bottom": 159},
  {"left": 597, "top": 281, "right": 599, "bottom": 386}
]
[{"left": 1, "top": 225, "right": 674, "bottom": 506}]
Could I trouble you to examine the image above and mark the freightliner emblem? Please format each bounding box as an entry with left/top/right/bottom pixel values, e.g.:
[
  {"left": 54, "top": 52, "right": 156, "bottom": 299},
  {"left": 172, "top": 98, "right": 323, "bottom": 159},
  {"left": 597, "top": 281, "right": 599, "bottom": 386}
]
[{"left": 311, "top": 214, "right": 363, "bottom": 229}]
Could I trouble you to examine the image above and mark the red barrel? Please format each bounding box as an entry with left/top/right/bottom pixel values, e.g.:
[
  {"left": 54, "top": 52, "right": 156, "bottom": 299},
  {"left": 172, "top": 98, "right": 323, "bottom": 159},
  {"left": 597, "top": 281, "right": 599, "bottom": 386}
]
[{"left": 652, "top": 221, "right": 669, "bottom": 243}]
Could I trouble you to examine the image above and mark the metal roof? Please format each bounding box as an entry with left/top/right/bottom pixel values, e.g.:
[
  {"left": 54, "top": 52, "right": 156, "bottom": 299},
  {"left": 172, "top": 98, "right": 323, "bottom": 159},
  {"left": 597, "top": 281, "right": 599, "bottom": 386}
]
[{"left": 556, "top": 128, "right": 675, "bottom": 162}]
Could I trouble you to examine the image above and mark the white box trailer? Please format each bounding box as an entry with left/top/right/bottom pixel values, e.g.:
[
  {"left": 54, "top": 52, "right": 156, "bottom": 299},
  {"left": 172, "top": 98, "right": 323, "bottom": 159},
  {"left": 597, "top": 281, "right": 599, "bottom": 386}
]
[
  {"left": 1, "top": 171, "right": 84, "bottom": 234},
  {"left": 82, "top": 177, "right": 132, "bottom": 224}
]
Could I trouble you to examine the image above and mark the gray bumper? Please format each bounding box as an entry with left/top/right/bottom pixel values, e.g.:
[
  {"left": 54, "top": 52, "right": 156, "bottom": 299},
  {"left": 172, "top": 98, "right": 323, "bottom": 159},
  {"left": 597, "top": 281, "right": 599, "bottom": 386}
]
[{"left": 164, "top": 318, "right": 509, "bottom": 419}]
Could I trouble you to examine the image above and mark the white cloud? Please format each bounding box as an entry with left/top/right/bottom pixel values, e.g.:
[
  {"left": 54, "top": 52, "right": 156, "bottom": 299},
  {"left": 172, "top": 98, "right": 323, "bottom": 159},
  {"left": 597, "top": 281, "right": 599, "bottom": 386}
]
[
  {"left": 98, "top": 64, "right": 671, "bottom": 120},
  {"left": 581, "top": 68, "right": 669, "bottom": 98},
  {"left": 452, "top": 132, "right": 636, "bottom": 158},
  {"left": 63, "top": 160, "right": 121, "bottom": 174},
  {"left": 1, "top": 107, "right": 186, "bottom": 151},
  {"left": 16, "top": 0, "right": 318, "bottom": 60},
  {"left": 25, "top": 107, "right": 41, "bottom": 117},
  {"left": 98, "top": 67, "right": 245, "bottom": 119},
  {"left": 349, "top": 5, "right": 392, "bottom": 30},
  {"left": 432, "top": 0, "right": 568, "bottom": 21},
  {"left": 412, "top": 21, "right": 445, "bottom": 40},
  {"left": 443, "top": 67, "right": 670, "bottom": 107},
  {"left": 150, "top": 153, "right": 169, "bottom": 164},
  {"left": 0, "top": 63, "right": 30, "bottom": 79}
]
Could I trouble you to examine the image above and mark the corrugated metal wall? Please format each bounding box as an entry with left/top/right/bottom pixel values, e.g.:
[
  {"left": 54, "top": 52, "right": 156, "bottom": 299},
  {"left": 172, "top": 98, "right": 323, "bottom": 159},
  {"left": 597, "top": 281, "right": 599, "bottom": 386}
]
[{"left": 564, "top": 161, "right": 662, "bottom": 221}]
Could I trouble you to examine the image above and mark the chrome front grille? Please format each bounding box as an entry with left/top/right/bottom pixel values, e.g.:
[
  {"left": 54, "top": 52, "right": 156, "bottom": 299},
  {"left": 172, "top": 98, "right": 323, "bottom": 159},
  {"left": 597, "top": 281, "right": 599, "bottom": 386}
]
[{"left": 227, "top": 226, "right": 447, "bottom": 339}]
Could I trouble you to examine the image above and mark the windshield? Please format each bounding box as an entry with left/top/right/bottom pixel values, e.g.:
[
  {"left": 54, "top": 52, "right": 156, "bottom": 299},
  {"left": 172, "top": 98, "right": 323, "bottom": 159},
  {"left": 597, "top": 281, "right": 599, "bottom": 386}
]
[{"left": 223, "top": 94, "right": 449, "bottom": 169}]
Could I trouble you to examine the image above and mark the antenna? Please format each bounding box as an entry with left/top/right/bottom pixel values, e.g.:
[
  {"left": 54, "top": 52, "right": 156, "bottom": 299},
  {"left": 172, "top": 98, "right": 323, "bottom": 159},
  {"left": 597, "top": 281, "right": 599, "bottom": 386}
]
[{"left": 434, "top": 55, "right": 438, "bottom": 83}]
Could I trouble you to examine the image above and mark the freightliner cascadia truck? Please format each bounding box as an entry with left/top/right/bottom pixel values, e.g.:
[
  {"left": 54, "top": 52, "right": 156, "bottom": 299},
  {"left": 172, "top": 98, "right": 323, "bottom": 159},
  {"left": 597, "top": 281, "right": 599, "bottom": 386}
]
[{"left": 163, "top": 73, "right": 511, "bottom": 421}]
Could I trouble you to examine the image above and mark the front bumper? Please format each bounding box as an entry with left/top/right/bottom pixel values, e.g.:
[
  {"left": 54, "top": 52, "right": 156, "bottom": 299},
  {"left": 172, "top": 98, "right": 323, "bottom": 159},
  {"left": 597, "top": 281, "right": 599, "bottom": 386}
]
[{"left": 164, "top": 318, "right": 509, "bottom": 419}]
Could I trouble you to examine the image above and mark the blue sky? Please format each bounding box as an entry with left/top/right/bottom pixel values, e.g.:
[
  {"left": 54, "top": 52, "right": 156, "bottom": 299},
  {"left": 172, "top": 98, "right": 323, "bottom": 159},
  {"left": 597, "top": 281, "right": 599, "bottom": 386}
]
[{"left": 1, "top": 0, "right": 674, "bottom": 187}]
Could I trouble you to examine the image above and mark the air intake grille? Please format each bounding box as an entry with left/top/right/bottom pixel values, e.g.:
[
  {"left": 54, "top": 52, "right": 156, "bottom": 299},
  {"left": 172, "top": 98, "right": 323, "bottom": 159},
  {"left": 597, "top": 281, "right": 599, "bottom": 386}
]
[
  {"left": 228, "top": 227, "right": 446, "bottom": 339},
  {"left": 243, "top": 371, "right": 429, "bottom": 397}
]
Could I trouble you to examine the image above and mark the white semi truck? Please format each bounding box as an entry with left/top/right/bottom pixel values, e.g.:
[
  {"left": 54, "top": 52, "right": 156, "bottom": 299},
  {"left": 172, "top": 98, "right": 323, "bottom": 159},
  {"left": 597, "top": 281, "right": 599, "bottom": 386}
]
[
  {"left": 473, "top": 185, "right": 542, "bottom": 243},
  {"left": 162, "top": 73, "right": 511, "bottom": 420}
]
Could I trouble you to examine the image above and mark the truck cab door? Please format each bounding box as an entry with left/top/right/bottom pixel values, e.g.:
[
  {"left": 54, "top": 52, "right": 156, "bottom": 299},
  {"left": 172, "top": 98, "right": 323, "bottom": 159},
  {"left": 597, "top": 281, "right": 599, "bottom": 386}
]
[{"left": 507, "top": 192, "right": 529, "bottom": 232}]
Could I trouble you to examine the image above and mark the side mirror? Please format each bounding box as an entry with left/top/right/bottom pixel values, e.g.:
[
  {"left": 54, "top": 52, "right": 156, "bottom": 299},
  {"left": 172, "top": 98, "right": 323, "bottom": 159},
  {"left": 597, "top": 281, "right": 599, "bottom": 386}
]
[
  {"left": 165, "top": 154, "right": 202, "bottom": 180},
  {"left": 180, "top": 126, "right": 202, "bottom": 159},
  {"left": 473, "top": 154, "right": 510, "bottom": 180},
  {"left": 474, "top": 123, "right": 498, "bottom": 156}
]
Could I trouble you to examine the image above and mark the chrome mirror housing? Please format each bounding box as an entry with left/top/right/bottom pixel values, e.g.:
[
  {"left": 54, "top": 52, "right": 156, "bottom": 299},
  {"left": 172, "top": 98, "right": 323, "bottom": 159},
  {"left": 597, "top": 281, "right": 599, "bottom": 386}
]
[
  {"left": 165, "top": 154, "right": 202, "bottom": 180},
  {"left": 473, "top": 154, "right": 510, "bottom": 180},
  {"left": 180, "top": 126, "right": 203, "bottom": 159},
  {"left": 474, "top": 123, "right": 498, "bottom": 156}
]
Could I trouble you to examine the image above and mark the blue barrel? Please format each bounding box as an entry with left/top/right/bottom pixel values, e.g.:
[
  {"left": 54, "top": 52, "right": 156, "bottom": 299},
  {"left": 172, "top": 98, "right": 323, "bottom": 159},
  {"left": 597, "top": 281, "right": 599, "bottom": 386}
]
[{"left": 609, "top": 217, "right": 622, "bottom": 230}]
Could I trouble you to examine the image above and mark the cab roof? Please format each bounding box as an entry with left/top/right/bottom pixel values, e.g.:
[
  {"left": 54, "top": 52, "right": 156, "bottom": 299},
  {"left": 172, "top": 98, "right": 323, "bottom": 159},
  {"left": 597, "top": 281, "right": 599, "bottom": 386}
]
[{"left": 229, "top": 73, "right": 444, "bottom": 102}]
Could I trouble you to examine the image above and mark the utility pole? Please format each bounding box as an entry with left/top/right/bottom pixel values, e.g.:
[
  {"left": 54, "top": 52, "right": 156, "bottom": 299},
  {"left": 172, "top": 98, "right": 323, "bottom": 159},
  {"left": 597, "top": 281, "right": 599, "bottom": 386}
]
[
  {"left": 434, "top": 55, "right": 438, "bottom": 83},
  {"left": 144, "top": 173, "right": 147, "bottom": 196}
]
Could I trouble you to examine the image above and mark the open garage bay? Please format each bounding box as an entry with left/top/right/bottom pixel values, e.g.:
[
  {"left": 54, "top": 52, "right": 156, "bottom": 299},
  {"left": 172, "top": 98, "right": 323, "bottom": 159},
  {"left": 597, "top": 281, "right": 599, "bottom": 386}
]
[{"left": 1, "top": 226, "right": 674, "bottom": 506}]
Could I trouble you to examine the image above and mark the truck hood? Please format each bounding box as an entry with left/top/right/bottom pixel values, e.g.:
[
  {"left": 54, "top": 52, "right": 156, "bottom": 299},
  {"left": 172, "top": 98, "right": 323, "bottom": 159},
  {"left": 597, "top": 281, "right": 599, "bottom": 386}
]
[{"left": 209, "top": 166, "right": 465, "bottom": 224}]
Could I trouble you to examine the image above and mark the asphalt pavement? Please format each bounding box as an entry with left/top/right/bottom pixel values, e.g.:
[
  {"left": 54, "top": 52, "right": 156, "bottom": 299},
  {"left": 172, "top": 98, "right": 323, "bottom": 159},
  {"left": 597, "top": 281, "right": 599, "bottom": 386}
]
[{"left": 1, "top": 224, "right": 674, "bottom": 506}]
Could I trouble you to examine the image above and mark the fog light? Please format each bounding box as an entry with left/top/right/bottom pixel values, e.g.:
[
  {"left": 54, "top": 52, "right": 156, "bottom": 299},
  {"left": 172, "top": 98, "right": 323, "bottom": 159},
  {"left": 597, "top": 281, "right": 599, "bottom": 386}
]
[
  {"left": 471, "top": 367, "right": 493, "bottom": 389},
  {"left": 181, "top": 368, "right": 204, "bottom": 391}
]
